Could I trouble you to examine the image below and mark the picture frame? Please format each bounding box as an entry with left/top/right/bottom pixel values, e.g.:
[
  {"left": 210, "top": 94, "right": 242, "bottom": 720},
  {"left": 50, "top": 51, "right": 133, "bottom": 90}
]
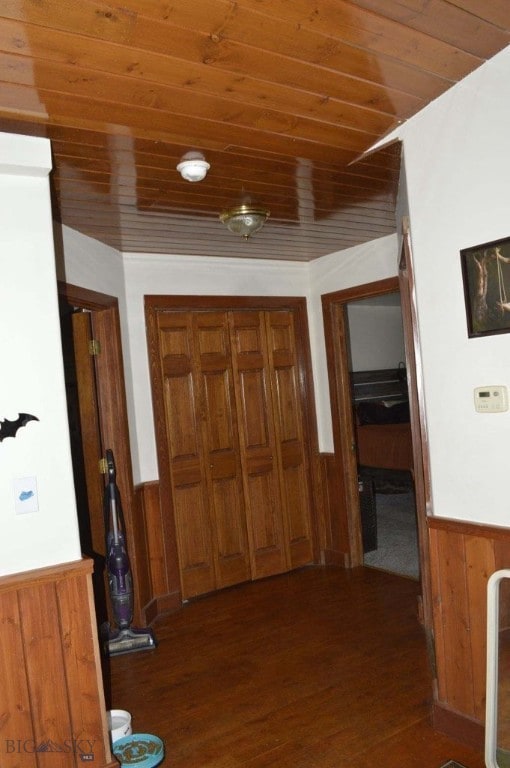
[{"left": 460, "top": 236, "right": 510, "bottom": 337}]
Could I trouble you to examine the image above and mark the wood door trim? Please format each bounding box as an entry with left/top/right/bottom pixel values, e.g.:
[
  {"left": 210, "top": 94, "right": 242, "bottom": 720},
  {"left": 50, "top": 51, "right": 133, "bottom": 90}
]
[
  {"left": 321, "top": 270, "right": 432, "bottom": 629},
  {"left": 144, "top": 295, "right": 310, "bottom": 312},
  {"left": 70, "top": 311, "right": 105, "bottom": 561},
  {"left": 398, "top": 225, "right": 433, "bottom": 635},
  {"left": 58, "top": 281, "right": 118, "bottom": 310},
  {"left": 57, "top": 282, "right": 146, "bottom": 624},
  {"left": 322, "top": 277, "right": 400, "bottom": 566}
]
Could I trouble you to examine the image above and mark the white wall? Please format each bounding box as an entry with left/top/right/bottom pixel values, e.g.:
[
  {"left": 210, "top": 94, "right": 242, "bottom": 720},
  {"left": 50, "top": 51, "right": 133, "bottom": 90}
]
[
  {"left": 62, "top": 234, "right": 397, "bottom": 483},
  {"left": 309, "top": 234, "right": 399, "bottom": 451},
  {"left": 393, "top": 45, "right": 510, "bottom": 524},
  {"left": 347, "top": 301, "right": 405, "bottom": 372},
  {"left": 58, "top": 224, "right": 125, "bottom": 298},
  {"left": 0, "top": 133, "right": 81, "bottom": 576}
]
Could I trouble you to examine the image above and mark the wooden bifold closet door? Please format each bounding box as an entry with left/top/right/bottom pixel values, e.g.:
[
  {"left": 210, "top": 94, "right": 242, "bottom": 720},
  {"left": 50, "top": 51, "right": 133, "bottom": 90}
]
[{"left": 146, "top": 298, "right": 316, "bottom": 600}]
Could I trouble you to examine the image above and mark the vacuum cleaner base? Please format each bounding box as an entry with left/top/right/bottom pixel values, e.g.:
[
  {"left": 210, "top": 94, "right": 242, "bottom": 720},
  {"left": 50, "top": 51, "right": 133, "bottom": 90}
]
[{"left": 103, "top": 624, "right": 157, "bottom": 657}]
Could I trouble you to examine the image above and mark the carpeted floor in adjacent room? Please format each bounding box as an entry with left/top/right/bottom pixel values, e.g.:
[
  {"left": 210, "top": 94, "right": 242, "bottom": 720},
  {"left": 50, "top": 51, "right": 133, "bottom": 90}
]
[{"left": 360, "top": 467, "right": 419, "bottom": 580}]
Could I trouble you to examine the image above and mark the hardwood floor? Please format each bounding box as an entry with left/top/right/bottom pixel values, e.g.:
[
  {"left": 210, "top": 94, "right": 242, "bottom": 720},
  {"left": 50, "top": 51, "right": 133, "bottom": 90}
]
[{"left": 108, "top": 566, "right": 486, "bottom": 767}]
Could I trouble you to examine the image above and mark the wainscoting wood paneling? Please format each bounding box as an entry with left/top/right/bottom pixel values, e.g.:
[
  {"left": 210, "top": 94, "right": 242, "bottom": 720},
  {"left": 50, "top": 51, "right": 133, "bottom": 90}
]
[
  {"left": 0, "top": 559, "right": 116, "bottom": 768},
  {"left": 131, "top": 481, "right": 152, "bottom": 619},
  {"left": 135, "top": 481, "right": 181, "bottom": 625},
  {"left": 429, "top": 515, "right": 510, "bottom": 747},
  {"left": 319, "top": 453, "right": 351, "bottom": 567}
]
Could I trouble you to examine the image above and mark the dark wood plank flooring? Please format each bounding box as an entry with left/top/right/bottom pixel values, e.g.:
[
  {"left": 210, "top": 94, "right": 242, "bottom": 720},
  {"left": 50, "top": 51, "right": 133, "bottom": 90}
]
[{"left": 108, "top": 566, "right": 486, "bottom": 767}]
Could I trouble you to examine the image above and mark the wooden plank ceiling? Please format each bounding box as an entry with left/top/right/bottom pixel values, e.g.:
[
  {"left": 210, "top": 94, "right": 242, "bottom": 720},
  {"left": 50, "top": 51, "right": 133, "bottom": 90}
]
[{"left": 0, "top": 1, "right": 508, "bottom": 261}]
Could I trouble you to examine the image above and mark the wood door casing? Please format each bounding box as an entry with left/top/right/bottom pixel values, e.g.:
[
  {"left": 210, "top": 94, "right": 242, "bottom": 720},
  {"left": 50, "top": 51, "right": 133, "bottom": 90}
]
[
  {"left": 321, "top": 267, "right": 432, "bottom": 639},
  {"left": 146, "top": 295, "right": 319, "bottom": 601},
  {"left": 69, "top": 310, "right": 110, "bottom": 626},
  {"left": 71, "top": 311, "right": 105, "bottom": 559},
  {"left": 59, "top": 282, "right": 151, "bottom": 627}
]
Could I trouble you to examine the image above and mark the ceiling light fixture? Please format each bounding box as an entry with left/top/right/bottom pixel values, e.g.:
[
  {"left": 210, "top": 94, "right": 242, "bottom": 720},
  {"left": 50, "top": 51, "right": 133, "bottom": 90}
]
[
  {"left": 176, "top": 154, "right": 210, "bottom": 182},
  {"left": 219, "top": 204, "right": 270, "bottom": 239}
]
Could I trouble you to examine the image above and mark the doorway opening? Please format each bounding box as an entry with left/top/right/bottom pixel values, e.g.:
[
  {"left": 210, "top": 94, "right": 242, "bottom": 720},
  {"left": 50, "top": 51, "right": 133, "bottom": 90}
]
[
  {"left": 346, "top": 291, "right": 418, "bottom": 579},
  {"left": 57, "top": 282, "right": 142, "bottom": 631},
  {"left": 59, "top": 299, "right": 108, "bottom": 626},
  {"left": 321, "top": 235, "right": 433, "bottom": 638}
]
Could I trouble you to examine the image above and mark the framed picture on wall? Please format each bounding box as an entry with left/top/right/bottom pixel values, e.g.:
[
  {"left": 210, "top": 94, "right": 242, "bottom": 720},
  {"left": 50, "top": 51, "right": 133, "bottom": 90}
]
[{"left": 461, "top": 236, "right": 510, "bottom": 337}]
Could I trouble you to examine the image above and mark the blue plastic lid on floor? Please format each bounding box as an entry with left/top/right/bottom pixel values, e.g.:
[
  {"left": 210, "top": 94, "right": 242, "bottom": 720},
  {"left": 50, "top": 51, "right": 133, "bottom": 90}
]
[{"left": 112, "top": 733, "right": 164, "bottom": 767}]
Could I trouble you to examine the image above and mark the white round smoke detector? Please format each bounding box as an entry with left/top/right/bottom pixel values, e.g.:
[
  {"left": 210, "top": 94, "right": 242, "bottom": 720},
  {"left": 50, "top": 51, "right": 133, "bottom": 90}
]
[{"left": 176, "top": 157, "right": 210, "bottom": 182}]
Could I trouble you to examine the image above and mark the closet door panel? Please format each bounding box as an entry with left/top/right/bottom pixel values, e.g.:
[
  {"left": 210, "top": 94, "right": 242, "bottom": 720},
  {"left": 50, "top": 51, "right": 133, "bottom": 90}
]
[
  {"left": 195, "top": 313, "right": 250, "bottom": 590},
  {"left": 230, "top": 311, "right": 288, "bottom": 578},
  {"left": 212, "top": 477, "right": 250, "bottom": 587},
  {"left": 280, "top": 463, "right": 314, "bottom": 565},
  {"left": 173, "top": 484, "right": 214, "bottom": 598},
  {"left": 158, "top": 312, "right": 215, "bottom": 598},
  {"left": 163, "top": 374, "right": 198, "bottom": 466},
  {"left": 266, "top": 311, "right": 314, "bottom": 568},
  {"left": 246, "top": 471, "right": 287, "bottom": 578}
]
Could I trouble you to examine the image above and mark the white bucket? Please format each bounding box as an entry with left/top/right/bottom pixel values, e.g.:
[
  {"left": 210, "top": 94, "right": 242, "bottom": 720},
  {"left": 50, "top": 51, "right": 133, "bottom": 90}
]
[{"left": 107, "top": 710, "right": 132, "bottom": 744}]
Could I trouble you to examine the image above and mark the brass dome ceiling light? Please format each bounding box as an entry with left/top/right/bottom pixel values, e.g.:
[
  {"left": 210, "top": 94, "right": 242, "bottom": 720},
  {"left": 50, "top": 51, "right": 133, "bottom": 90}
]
[{"left": 219, "top": 204, "right": 270, "bottom": 239}]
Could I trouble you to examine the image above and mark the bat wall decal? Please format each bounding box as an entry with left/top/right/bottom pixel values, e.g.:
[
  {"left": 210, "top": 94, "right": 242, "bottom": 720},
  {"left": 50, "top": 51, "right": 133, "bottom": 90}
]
[{"left": 0, "top": 413, "right": 39, "bottom": 442}]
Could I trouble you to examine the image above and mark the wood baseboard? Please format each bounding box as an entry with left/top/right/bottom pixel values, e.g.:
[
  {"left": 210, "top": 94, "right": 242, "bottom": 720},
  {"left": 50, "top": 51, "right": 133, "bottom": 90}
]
[
  {"left": 144, "top": 590, "right": 182, "bottom": 625},
  {"left": 322, "top": 548, "right": 350, "bottom": 568},
  {"left": 432, "top": 702, "right": 484, "bottom": 751}
]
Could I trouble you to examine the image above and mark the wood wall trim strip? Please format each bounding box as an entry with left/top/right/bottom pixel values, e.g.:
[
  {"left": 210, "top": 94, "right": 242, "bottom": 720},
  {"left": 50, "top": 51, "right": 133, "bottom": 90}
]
[
  {"left": 428, "top": 515, "right": 510, "bottom": 540},
  {"left": 0, "top": 558, "right": 91, "bottom": 592}
]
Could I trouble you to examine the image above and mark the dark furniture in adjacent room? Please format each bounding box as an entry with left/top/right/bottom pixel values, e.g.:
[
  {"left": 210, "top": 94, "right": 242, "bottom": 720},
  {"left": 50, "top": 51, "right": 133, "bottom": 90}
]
[{"left": 351, "top": 367, "right": 413, "bottom": 476}]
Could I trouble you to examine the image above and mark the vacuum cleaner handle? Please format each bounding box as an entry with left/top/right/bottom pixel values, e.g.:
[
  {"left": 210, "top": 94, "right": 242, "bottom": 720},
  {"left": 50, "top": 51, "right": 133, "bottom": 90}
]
[
  {"left": 106, "top": 448, "right": 116, "bottom": 493},
  {"left": 105, "top": 448, "right": 120, "bottom": 545}
]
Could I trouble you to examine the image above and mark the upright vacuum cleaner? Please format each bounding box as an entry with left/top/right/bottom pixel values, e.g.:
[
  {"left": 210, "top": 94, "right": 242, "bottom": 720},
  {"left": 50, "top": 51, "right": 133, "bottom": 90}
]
[{"left": 102, "top": 448, "right": 157, "bottom": 657}]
